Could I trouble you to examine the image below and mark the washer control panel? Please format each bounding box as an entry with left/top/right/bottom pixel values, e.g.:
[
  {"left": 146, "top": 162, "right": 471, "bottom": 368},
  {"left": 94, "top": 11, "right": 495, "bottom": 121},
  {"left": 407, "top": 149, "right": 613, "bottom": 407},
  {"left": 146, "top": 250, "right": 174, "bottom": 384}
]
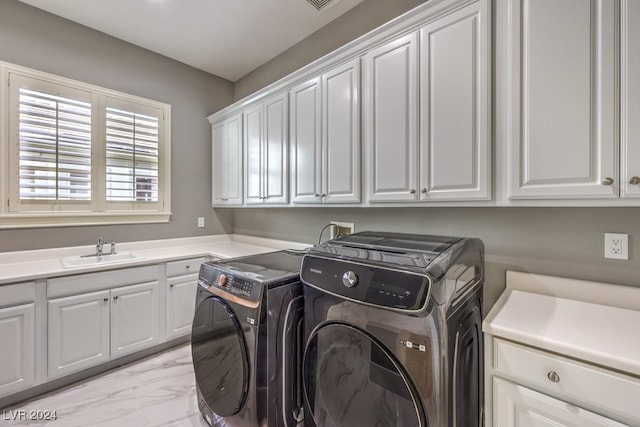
[{"left": 301, "top": 255, "right": 430, "bottom": 311}]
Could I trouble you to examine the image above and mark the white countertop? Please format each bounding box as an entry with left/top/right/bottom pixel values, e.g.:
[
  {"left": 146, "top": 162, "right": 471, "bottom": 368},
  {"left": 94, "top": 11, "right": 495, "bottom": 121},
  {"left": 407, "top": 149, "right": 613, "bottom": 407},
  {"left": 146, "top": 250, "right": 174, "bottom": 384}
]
[
  {"left": 0, "top": 234, "right": 310, "bottom": 285},
  {"left": 483, "top": 271, "right": 640, "bottom": 378}
]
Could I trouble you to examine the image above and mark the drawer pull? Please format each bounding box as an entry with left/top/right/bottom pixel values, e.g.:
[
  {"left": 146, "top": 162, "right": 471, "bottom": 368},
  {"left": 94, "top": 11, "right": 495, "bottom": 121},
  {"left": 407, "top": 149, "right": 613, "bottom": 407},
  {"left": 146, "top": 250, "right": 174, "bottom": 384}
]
[{"left": 547, "top": 371, "right": 560, "bottom": 383}]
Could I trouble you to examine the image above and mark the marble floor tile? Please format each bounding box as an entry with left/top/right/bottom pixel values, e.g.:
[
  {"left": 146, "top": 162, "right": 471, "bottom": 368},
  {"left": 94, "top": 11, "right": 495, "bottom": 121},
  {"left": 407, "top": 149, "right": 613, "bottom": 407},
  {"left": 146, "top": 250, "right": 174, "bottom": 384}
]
[{"left": 2, "top": 344, "right": 209, "bottom": 427}]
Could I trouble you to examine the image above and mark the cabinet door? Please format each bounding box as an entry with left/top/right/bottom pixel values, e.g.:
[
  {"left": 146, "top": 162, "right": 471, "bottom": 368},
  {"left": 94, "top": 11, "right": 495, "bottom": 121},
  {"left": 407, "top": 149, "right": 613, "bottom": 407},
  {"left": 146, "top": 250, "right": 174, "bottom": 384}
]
[
  {"left": 290, "top": 77, "right": 322, "bottom": 204},
  {"left": 48, "top": 291, "right": 110, "bottom": 378},
  {"left": 111, "top": 281, "right": 159, "bottom": 358},
  {"left": 212, "top": 115, "right": 243, "bottom": 206},
  {"left": 323, "top": 59, "right": 361, "bottom": 203},
  {"left": 110, "top": 282, "right": 159, "bottom": 357},
  {"left": 493, "top": 378, "right": 627, "bottom": 427},
  {"left": 507, "top": 0, "right": 617, "bottom": 199},
  {"left": 364, "top": 33, "right": 419, "bottom": 202},
  {"left": 621, "top": 0, "right": 640, "bottom": 198},
  {"left": 263, "top": 93, "right": 289, "bottom": 204},
  {"left": 166, "top": 274, "right": 199, "bottom": 339},
  {"left": 244, "top": 103, "right": 264, "bottom": 204},
  {"left": 0, "top": 303, "right": 34, "bottom": 396},
  {"left": 419, "top": 0, "right": 490, "bottom": 200}
]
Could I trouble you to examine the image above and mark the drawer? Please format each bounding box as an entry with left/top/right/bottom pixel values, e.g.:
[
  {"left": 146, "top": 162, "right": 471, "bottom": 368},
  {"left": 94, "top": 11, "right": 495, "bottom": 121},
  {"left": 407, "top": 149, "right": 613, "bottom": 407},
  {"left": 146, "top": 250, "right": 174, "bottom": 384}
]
[
  {"left": 166, "top": 257, "right": 205, "bottom": 277},
  {"left": 494, "top": 338, "right": 640, "bottom": 423},
  {"left": 48, "top": 265, "right": 158, "bottom": 298},
  {"left": 0, "top": 282, "right": 35, "bottom": 308}
]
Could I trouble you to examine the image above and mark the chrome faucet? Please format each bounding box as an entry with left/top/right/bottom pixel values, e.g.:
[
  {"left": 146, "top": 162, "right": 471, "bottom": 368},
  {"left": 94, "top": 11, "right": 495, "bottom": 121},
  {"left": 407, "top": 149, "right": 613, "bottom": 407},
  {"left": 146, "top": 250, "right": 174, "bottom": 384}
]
[
  {"left": 96, "top": 237, "right": 104, "bottom": 256},
  {"left": 110, "top": 241, "right": 116, "bottom": 255}
]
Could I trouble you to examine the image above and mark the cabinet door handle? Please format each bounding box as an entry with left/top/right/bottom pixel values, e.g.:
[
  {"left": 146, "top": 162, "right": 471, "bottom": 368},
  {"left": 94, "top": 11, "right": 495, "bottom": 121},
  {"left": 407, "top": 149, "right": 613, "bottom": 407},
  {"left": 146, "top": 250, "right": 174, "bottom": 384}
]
[
  {"left": 314, "top": 193, "right": 320, "bottom": 198},
  {"left": 409, "top": 188, "right": 416, "bottom": 194},
  {"left": 547, "top": 371, "right": 560, "bottom": 383},
  {"left": 421, "top": 188, "right": 427, "bottom": 194},
  {"left": 321, "top": 193, "right": 327, "bottom": 197},
  {"left": 103, "top": 297, "right": 109, "bottom": 302},
  {"left": 170, "top": 284, "right": 174, "bottom": 288},
  {"left": 113, "top": 296, "right": 119, "bottom": 301},
  {"left": 629, "top": 176, "right": 640, "bottom": 185},
  {"left": 602, "top": 177, "right": 614, "bottom": 186}
]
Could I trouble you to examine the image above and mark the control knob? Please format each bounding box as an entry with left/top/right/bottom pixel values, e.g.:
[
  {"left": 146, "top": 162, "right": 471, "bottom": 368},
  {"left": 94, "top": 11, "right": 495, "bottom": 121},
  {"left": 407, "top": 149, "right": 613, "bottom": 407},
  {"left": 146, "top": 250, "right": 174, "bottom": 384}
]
[
  {"left": 342, "top": 271, "right": 358, "bottom": 288},
  {"left": 217, "top": 273, "right": 228, "bottom": 287}
]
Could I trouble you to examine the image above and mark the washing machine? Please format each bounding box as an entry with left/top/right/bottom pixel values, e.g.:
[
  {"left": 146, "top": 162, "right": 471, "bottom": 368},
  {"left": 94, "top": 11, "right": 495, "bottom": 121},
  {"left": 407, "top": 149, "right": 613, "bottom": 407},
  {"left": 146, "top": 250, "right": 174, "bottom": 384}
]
[
  {"left": 300, "top": 231, "right": 484, "bottom": 427},
  {"left": 191, "top": 250, "right": 305, "bottom": 427}
]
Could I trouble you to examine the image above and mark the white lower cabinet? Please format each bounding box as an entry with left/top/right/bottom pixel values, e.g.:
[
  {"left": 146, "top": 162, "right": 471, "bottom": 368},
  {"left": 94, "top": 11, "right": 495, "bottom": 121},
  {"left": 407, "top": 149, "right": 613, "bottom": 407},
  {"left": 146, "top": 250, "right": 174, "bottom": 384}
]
[
  {"left": 0, "top": 302, "right": 35, "bottom": 397},
  {"left": 110, "top": 282, "right": 159, "bottom": 358},
  {"left": 48, "top": 290, "right": 110, "bottom": 378},
  {"left": 166, "top": 257, "right": 205, "bottom": 339},
  {"left": 493, "top": 378, "right": 626, "bottom": 427},
  {"left": 166, "top": 275, "right": 198, "bottom": 339},
  {"left": 47, "top": 266, "right": 160, "bottom": 379},
  {"left": 485, "top": 274, "right": 640, "bottom": 427},
  {"left": 48, "top": 282, "right": 159, "bottom": 378}
]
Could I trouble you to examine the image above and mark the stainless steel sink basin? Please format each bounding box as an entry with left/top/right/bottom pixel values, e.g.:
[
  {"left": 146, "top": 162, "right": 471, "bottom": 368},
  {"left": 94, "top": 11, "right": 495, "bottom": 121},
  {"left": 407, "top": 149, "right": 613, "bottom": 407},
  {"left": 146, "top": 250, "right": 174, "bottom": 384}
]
[{"left": 60, "top": 252, "right": 144, "bottom": 269}]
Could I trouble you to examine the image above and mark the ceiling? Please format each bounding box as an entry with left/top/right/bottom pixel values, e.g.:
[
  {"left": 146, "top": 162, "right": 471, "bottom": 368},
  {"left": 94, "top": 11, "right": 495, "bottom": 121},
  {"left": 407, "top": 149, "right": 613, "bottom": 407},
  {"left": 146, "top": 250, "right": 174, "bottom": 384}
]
[{"left": 18, "top": 0, "right": 365, "bottom": 82}]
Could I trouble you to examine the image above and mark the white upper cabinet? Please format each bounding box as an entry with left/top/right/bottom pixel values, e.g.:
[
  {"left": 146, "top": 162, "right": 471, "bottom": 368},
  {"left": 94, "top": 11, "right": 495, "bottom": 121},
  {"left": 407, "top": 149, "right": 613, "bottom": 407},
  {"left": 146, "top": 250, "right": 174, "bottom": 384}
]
[
  {"left": 364, "top": 0, "right": 490, "bottom": 203},
  {"left": 211, "top": 114, "right": 243, "bottom": 206},
  {"left": 506, "top": 0, "right": 617, "bottom": 199},
  {"left": 419, "top": 0, "right": 490, "bottom": 200},
  {"left": 621, "top": 0, "right": 640, "bottom": 198},
  {"left": 244, "top": 93, "right": 289, "bottom": 205},
  {"left": 290, "top": 77, "right": 322, "bottom": 204},
  {"left": 290, "top": 58, "right": 360, "bottom": 204},
  {"left": 364, "top": 33, "right": 419, "bottom": 202}
]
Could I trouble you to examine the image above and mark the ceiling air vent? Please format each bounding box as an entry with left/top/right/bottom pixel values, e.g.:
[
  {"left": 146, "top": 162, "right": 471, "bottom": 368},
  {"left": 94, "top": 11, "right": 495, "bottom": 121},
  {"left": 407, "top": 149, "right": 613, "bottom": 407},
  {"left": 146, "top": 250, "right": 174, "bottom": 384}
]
[{"left": 306, "top": 0, "right": 339, "bottom": 11}]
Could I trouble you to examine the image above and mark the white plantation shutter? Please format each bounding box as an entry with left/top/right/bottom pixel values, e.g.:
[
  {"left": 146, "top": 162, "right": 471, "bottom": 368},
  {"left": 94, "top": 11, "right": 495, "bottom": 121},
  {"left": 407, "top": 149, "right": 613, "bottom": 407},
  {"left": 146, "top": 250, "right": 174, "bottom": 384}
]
[
  {"left": 18, "top": 88, "right": 92, "bottom": 201},
  {"left": 106, "top": 107, "right": 160, "bottom": 202},
  {"left": 4, "top": 64, "right": 171, "bottom": 227}
]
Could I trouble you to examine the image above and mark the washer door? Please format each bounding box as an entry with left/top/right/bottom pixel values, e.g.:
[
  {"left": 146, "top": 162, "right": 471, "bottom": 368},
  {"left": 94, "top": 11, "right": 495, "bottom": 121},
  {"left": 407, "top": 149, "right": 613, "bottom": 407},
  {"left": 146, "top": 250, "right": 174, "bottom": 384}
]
[
  {"left": 191, "top": 295, "right": 249, "bottom": 417},
  {"left": 303, "top": 321, "right": 427, "bottom": 427}
]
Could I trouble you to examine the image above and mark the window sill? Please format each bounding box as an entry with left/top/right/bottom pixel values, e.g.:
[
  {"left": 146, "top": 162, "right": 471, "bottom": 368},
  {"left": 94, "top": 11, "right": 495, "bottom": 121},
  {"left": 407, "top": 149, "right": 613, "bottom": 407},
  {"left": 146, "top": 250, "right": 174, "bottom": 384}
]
[{"left": 0, "top": 212, "right": 171, "bottom": 229}]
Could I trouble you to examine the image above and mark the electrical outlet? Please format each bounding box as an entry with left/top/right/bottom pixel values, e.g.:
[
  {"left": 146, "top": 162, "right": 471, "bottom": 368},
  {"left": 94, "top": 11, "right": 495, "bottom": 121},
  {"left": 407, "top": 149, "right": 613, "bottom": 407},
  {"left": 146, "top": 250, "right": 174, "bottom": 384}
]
[
  {"left": 604, "top": 233, "right": 628, "bottom": 260},
  {"left": 197, "top": 217, "right": 205, "bottom": 228},
  {"left": 330, "top": 221, "right": 354, "bottom": 239}
]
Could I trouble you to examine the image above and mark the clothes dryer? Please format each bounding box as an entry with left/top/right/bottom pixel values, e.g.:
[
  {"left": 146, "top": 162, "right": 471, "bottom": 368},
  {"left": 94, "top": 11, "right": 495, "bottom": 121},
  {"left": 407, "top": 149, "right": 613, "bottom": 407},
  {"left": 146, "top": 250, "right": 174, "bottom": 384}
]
[{"left": 192, "top": 251, "right": 305, "bottom": 427}]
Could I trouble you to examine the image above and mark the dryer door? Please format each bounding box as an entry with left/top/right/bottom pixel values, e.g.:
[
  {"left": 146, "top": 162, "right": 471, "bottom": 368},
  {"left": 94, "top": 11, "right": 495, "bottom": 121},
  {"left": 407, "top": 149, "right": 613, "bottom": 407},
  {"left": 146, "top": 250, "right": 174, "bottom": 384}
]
[
  {"left": 191, "top": 295, "right": 249, "bottom": 417},
  {"left": 303, "top": 321, "right": 427, "bottom": 427}
]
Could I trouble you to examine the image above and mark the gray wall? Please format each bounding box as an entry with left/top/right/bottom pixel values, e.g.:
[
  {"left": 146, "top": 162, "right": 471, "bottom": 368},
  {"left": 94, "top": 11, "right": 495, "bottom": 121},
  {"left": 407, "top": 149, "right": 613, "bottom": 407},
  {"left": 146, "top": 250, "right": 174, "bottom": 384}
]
[
  {"left": 233, "top": 207, "right": 640, "bottom": 311},
  {"left": 234, "top": 0, "right": 428, "bottom": 99},
  {"left": 0, "top": 0, "right": 235, "bottom": 252}
]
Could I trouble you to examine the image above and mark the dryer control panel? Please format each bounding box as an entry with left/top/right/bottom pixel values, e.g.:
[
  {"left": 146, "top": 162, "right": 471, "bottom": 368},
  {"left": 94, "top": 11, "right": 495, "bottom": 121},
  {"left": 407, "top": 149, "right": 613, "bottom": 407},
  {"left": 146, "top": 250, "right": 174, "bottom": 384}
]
[{"left": 198, "top": 263, "right": 262, "bottom": 302}]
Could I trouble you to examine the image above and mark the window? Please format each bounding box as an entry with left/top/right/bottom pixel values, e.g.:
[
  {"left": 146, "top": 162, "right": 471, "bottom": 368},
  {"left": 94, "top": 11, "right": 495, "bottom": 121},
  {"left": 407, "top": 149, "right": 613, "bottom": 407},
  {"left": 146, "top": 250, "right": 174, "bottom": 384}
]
[{"left": 1, "top": 62, "right": 171, "bottom": 228}]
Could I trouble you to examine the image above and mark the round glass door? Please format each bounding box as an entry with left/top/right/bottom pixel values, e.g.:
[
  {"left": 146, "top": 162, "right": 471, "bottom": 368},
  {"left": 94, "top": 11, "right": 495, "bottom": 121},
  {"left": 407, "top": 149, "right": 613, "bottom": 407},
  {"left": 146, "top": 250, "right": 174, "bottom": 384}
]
[
  {"left": 304, "top": 322, "right": 426, "bottom": 427},
  {"left": 191, "top": 295, "right": 249, "bottom": 417}
]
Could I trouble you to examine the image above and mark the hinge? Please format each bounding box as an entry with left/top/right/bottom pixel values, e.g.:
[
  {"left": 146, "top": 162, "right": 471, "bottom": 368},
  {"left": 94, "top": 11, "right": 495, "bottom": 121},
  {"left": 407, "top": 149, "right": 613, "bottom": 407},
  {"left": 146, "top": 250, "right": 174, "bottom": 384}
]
[{"left": 7, "top": 198, "right": 9, "bottom": 208}]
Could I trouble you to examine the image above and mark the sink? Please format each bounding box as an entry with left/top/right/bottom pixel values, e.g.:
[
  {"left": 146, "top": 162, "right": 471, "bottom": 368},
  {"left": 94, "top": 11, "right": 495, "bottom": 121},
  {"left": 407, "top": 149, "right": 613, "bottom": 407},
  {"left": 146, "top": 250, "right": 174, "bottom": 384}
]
[{"left": 61, "top": 252, "right": 144, "bottom": 269}]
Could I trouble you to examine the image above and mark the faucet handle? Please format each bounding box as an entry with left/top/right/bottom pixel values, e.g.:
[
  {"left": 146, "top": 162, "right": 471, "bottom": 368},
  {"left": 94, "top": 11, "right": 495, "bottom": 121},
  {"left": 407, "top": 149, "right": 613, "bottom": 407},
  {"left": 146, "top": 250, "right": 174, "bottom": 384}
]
[{"left": 110, "top": 241, "right": 116, "bottom": 255}]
